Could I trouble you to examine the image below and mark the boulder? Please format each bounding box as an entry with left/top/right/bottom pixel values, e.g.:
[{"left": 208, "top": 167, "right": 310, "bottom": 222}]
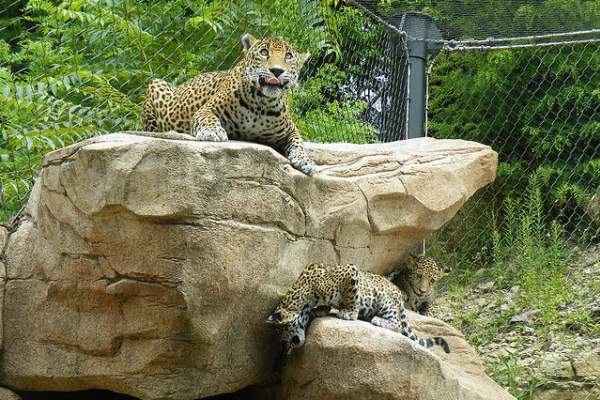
[
  {"left": 0, "top": 133, "right": 497, "bottom": 399},
  {"left": 282, "top": 315, "right": 515, "bottom": 400},
  {"left": 0, "top": 226, "right": 8, "bottom": 351},
  {"left": 0, "top": 387, "right": 21, "bottom": 400},
  {"left": 573, "top": 350, "right": 600, "bottom": 380}
]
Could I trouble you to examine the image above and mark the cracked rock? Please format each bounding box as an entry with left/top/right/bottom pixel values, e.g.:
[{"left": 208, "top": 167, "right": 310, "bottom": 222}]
[
  {"left": 282, "top": 316, "right": 515, "bottom": 400},
  {"left": 0, "top": 134, "right": 497, "bottom": 399}
]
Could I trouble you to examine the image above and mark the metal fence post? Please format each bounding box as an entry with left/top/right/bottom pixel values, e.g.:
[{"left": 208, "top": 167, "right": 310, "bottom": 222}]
[
  {"left": 406, "top": 37, "right": 428, "bottom": 139},
  {"left": 399, "top": 12, "right": 443, "bottom": 254},
  {"left": 399, "top": 12, "right": 443, "bottom": 140}
]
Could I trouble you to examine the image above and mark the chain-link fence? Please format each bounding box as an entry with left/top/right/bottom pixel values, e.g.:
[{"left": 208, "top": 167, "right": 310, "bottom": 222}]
[
  {"left": 427, "top": 38, "right": 600, "bottom": 267},
  {"left": 1, "top": 0, "right": 599, "bottom": 267},
  {"left": 356, "top": 1, "right": 600, "bottom": 268},
  {"left": 339, "top": 0, "right": 600, "bottom": 268}
]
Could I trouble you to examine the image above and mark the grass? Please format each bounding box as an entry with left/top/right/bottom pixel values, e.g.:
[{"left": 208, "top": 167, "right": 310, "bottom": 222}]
[
  {"left": 430, "top": 171, "right": 599, "bottom": 398},
  {"left": 489, "top": 355, "right": 543, "bottom": 400}
]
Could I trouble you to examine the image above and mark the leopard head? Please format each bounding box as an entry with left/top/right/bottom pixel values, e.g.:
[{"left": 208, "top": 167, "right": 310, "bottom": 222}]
[
  {"left": 266, "top": 308, "right": 297, "bottom": 325},
  {"left": 405, "top": 254, "right": 451, "bottom": 298},
  {"left": 280, "top": 319, "right": 306, "bottom": 355},
  {"left": 241, "top": 33, "right": 310, "bottom": 98},
  {"left": 267, "top": 308, "right": 307, "bottom": 355}
]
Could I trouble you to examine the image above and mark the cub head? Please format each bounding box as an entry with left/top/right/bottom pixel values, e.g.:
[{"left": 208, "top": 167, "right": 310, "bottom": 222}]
[
  {"left": 405, "top": 254, "right": 451, "bottom": 298},
  {"left": 267, "top": 307, "right": 306, "bottom": 356},
  {"left": 241, "top": 33, "right": 310, "bottom": 98}
]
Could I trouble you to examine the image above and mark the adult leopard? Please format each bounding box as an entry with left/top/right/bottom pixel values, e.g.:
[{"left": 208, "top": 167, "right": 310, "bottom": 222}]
[{"left": 140, "top": 33, "right": 316, "bottom": 175}]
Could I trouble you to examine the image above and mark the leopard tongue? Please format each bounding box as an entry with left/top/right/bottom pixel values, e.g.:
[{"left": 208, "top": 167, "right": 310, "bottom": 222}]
[{"left": 266, "top": 77, "right": 281, "bottom": 85}]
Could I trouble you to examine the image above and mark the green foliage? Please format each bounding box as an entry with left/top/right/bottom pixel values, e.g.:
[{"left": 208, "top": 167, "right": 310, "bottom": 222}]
[
  {"left": 372, "top": 0, "right": 600, "bottom": 39},
  {"left": 433, "top": 173, "right": 597, "bottom": 398},
  {"left": 489, "top": 355, "right": 541, "bottom": 400},
  {"left": 429, "top": 42, "right": 600, "bottom": 246},
  {"left": 291, "top": 63, "right": 378, "bottom": 144},
  {"left": 436, "top": 172, "right": 597, "bottom": 335}
]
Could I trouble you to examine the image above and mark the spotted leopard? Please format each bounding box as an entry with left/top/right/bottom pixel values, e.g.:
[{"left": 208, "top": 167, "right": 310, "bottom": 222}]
[
  {"left": 267, "top": 263, "right": 451, "bottom": 356},
  {"left": 139, "top": 33, "right": 316, "bottom": 175},
  {"left": 388, "top": 254, "right": 451, "bottom": 316}
]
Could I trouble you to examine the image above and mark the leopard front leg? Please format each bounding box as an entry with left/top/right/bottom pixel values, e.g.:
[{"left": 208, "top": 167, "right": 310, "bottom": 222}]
[
  {"left": 191, "top": 108, "right": 228, "bottom": 142},
  {"left": 371, "top": 316, "right": 401, "bottom": 331},
  {"left": 283, "top": 130, "right": 317, "bottom": 176}
]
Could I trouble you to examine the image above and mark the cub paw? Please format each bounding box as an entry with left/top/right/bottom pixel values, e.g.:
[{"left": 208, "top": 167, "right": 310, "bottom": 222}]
[
  {"left": 298, "top": 161, "right": 317, "bottom": 176},
  {"left": 194, "top": 127, "right": 228, "bottom": 142},
  {"left": 370, "top": 316, "right": 389, "bottom": 328},
  {"left": 337, "top": 309, "right": 358, "bottom": 321}
]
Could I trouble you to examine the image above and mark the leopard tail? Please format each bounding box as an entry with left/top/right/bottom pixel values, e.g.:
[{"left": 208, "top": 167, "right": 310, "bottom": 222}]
[{"left": 399, "top": 309, "right": 450, "bottom": 353}]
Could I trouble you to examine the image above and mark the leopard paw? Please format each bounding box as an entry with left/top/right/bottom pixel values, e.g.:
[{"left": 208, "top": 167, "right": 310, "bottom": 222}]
[
  {"left": 298, "top": 160, "right": 317, "bottom": 176},
  {"left": 287, "top": 149, "right": 317, "bottom": 175},
  {"left": 194, "top": 127, "right": 228, "bottom": 142},
  {"left": 337, "top": 309, "right": 359, "bottom": 321}
]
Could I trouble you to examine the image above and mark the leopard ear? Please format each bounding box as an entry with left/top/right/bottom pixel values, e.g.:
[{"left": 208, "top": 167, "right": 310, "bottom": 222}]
[
  {"left": 298, "top": 52, "right": 310, "bottom": 67},
  {"left": 266, "top": 311, "right": 284, "bottom": 324},
  {"left": 441, "top": 266, "right": 452, "bottom": 275},
  {"left": 241, "top": 33, "right": 258, "bottom": 51}
]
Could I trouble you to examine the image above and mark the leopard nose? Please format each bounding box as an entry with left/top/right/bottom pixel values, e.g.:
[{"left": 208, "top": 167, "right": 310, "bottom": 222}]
[{"left": 269, "top": 67, "right": 284, "bottom": 77}]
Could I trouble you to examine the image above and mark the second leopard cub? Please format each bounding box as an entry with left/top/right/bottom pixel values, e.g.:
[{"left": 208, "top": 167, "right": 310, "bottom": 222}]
[
  {"left": 388, "top": 254, "right": 451, "bottom": 316},
  {"left": 267, "top": 263, "right": 450, "bottom": 356}
]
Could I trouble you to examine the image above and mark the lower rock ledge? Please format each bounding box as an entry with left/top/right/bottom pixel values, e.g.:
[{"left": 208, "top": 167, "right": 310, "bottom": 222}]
[
  {"left": 0, "top": 387, "right": 21, "bottom": 400},
  {"left": 281, "top": 315, "right": 516, "bottom": 400}
]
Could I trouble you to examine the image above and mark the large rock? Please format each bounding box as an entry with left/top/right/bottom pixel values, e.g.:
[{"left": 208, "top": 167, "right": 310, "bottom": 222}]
[
  {"left": 0, "top": 134, "right": 497, "bottom": 399},
  {"left": 0, "top": 226, "right": 8, "bottom": 351},
  {"left": 0, "top": 387, "right": 21, "bottom": 400},
  {"left": 282, "top": 315, "right": 515, "bottom": 400}
]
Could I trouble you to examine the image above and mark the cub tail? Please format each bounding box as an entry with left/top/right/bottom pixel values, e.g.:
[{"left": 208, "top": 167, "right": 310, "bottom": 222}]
[{"left": 399, "top": 310, "right": 451, "bottom": 354}]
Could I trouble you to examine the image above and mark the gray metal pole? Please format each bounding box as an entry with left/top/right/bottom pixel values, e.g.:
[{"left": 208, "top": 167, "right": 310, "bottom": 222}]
[
  {"left": 398, "top": 12, "right": 442, "bottom": 140},
  {"left": 406, "top": 39, "right": 427, "bottom": 139},
  {"left": 408, "top": 42, "right": 427, "bottom": 255},
  {"left": 398, "top": 12, "right": 442, "bottom": 255}
]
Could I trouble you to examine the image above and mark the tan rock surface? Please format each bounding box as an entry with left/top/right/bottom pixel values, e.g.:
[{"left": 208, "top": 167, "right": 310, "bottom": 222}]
[
  {"left": 0, "top": 227, "right": 8, "bottom": 253},
  {"left": 282, "top": 315, "right": 516, "bottom": 400},
  {"left": 0, "top": 387, "right": 21, "bottom": 400},
  {"left": 0, "top": 226, "right": 7, "bottom": 351},
  {"left": 1, "top": 134, "right": 497, "bottom": 399}
]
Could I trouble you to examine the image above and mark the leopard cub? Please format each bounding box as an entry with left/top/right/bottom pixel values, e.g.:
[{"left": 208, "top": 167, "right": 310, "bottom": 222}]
[
  {"left": 387, "top": 254, "right": 451, "bottom": 316},
  {"left": 267, "top": 262, "right": 450, "bottom": 357}
]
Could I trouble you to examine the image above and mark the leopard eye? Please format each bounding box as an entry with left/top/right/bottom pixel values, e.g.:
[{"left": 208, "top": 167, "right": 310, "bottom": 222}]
[
  {"left": 285, "top": 52, "right": 293, "bottom": 60},
  {"left": 260, "top": 48, "right": 269, "bottom": 57}
]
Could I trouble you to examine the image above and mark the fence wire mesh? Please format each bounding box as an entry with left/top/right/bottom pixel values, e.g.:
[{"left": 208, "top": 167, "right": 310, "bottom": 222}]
[
  {"left": 426, "top": 40, "right": 600, "bottom": 268},
  {"left": 1, "top": 0, "right": 599, "bottom": 269}
]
